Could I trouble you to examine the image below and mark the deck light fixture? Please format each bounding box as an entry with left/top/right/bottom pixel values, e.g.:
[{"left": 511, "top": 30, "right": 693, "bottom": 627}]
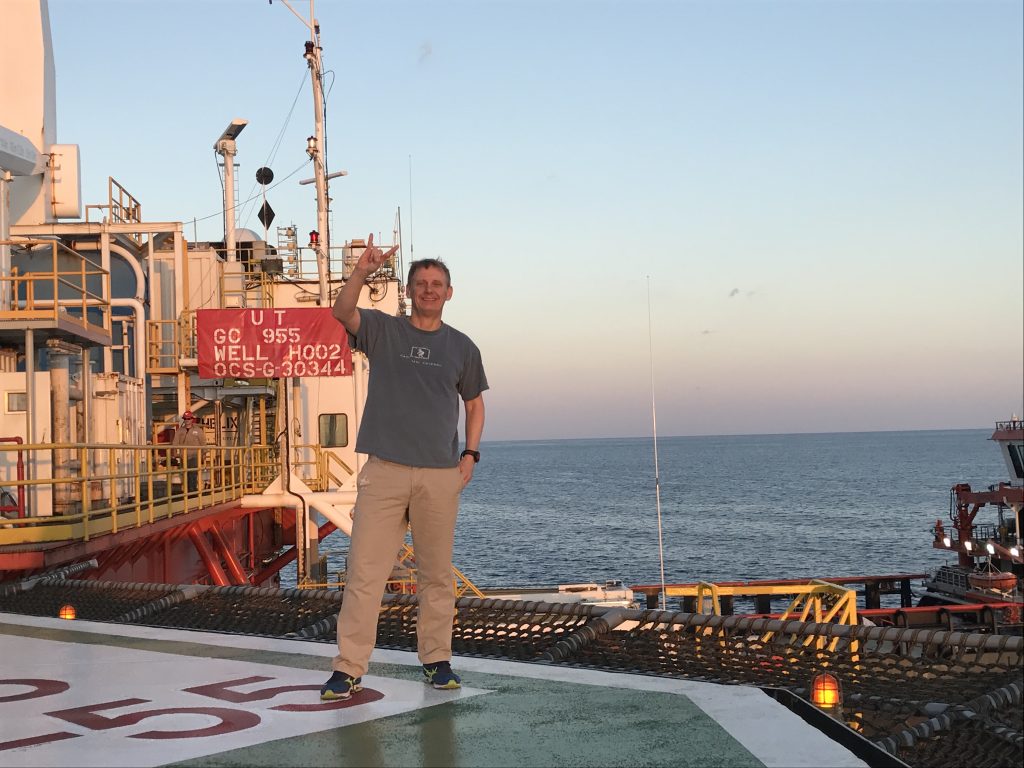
[
  {"left": 810, "top": 672, "right": 842, "bottom": 717},
  {"left": 58, "top": 604, "right": 76, "bottom": 620},
  {"left": 1011, "top": 547, "right": 1020, "bottom": 558},
  {"left": 942, "top": 536, "right": 951, "bottom": 548},
  {"left": 964, "top": 541, "right": 973, "bottom": 552},
  {"left": 985, "top": 542, "right": 996, "bottom": 555}
]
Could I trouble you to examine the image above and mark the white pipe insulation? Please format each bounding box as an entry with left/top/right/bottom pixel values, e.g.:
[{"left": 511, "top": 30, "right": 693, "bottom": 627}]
[{"left": 240, "top": 491, "right": 357, "bottom": 536}]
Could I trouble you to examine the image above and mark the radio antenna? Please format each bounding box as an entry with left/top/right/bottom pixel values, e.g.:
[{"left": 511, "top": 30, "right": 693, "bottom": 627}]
[
  {"left": 408, "top": 154, "right": 414, "bottom": 261},
  {"left": 648, "top": 276, "right": 667, "bottom": 610}
]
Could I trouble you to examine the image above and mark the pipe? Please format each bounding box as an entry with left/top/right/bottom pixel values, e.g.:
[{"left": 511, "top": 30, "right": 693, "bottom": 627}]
[
  {"left": 240, "top": 490, "right": 356, "bottom": 536},
  {"left": 70, "top": 240, "right": 148, "bottom": 384},
  {"left": 110, "top": 297, "right": 147, "bottom": 383},
  {"left": 0, "top": 436, "right": 25, "bottom": 518},
  {"left": 25, "top": 329, "right": 36, "bottom": 515},
  {"left": 71, "top": 239, "right": 145, "bottom": 301},
  {"left": 75, "top": 237, "right": 144, "bottom": 375},
  {"left": 46, "top": 341, "right": 77, "bottom": 515}
]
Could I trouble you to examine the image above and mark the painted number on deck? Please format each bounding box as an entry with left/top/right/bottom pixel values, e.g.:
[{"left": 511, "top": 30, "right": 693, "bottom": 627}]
[{"left": 0, "top": 676, "right": 381, "bottom": 751}]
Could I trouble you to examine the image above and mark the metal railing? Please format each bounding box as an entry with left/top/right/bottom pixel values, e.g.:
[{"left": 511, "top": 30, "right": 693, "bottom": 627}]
[
  {"left": 0, "top": 240, "right": 111, "bottom": 338},
  {"left": 0, "top": 442, "right": 281, "bottom": 546},
  {"left": 666, "top": 579, "right": 859, "bottom": 653},
  {"left": 146, "top": 311, "right": 196, "bottom": 372},
  {"left": 304, "top": 542, "right": 486, "bottom": 599}
]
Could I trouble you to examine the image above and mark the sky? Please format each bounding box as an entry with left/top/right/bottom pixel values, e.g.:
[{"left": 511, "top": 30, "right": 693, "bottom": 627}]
[{"left": 42, "top": 0, "right": 1024, "bottom": 441}]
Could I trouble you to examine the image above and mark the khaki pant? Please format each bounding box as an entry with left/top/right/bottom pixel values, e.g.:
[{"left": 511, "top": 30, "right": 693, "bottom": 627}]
[{"left": 333, "top": 456, "right": 463, "bottom": 678}]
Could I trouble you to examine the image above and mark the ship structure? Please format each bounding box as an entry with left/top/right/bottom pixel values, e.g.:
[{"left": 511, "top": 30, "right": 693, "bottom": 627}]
[
  {"left": 0, "top": 0, "right": 401, "bottom": 589},
  {"left": 923, "top": 419, "right": 1023, "bottom": 618}
]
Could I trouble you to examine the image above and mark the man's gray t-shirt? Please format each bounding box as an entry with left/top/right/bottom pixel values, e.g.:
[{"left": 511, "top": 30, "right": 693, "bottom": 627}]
[{"left": 348, "top": 308, "right": 488, "bottom": 468}]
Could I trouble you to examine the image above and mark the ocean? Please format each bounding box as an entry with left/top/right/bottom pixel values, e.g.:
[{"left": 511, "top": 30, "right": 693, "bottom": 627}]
[{"left": 310, "top": 428, "right": 1008, "bottom": 592}]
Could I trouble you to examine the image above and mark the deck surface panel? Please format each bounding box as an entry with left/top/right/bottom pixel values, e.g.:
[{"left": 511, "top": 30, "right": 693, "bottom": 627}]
[{"left": 0, "top": 613, "right": 867, "bottom": 767}]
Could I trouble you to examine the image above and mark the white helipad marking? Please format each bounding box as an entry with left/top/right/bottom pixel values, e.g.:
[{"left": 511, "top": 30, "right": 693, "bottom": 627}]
[
  {"left": 0, "top": 634, "right": 487, "bottom": 768},
  {"left": 2, "top": 615, "right": 865, "bottom": 768}
]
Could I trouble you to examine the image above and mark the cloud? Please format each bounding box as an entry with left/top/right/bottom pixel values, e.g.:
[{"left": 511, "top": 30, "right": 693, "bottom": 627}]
[
  {"left": 728, "top": 288, "right": 740, "bottom": 298},
  {"left": 701, "top": 329, "right": 715, "bottom": 335},
  {"left": 419, "top": 42, "right": 433, "bottom": 64}
]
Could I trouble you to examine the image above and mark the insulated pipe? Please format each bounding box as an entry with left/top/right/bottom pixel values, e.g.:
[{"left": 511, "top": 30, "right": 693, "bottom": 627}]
[
  {"left": 69, "top": 238, "right": 145, "bottom": 301},
  {"left": 25, "top": 329, "right": 36, "bottom": 515},
  {"left": 71, "top": 239, "right": 147, "bottom": 377},
  {"left": 46, "top": 341, "right": 75, "bottom": 515},
  {"left": 240, "top": 491, "right": 355, "bottom": 536},
  {"left": 110, "top": 297, "right": 147, "bottom": 382}
]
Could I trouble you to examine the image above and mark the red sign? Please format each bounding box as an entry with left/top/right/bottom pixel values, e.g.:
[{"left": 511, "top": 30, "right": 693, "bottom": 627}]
[{"left": 196, "top": 308, "right": 352, "bottom": 378}]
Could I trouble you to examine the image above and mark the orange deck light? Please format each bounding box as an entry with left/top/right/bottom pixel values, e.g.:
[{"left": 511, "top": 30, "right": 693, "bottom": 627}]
[
  {"left": 810, "top": 672, "right": 842, "bottom": 711},
  {"left": 58, "top": 604, "right": 77, "bottom": 620}
]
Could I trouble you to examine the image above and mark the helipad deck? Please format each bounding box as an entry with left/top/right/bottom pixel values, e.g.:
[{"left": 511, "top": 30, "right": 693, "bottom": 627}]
[{"left": 0, "top": 613, "right": 867, "bottom": 767}]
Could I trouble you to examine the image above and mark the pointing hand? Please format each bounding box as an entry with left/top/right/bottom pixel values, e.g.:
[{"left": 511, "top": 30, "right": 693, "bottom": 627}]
[{"left": 357, "top": 233, "right": 399, "bottom": 275}]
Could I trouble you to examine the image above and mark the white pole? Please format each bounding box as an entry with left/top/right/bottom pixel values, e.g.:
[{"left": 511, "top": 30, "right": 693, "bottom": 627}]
[
  {"left": 0, "top": 170, "right": 10, "bottom": 311},
  {"left": 223, "top": 145, "right": 237, "bottom": 261},
  {"left": 305, "top": 2, "right": 331, "bottom": 305},
  {"left": 647, "top": 277, "right": 667, "bottom": 610}
]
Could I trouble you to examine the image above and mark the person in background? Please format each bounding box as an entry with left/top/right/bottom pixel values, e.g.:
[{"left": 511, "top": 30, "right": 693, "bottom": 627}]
[
  {"left": 321, "top": 234, "right": 488, "bottom": 701},
  {"left": 172, "top": 410, "right": 205, "bottom": 493}
]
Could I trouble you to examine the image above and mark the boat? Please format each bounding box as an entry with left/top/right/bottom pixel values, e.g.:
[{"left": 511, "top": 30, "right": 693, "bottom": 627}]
[{"left": 919, "top": 418, "right": 1023, "bottom": 622}]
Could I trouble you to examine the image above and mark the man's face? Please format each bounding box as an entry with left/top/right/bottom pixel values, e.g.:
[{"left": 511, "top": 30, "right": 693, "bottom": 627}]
[
  {"left": 408, "top": 266, "right": 453, "bottom": 314},
  {"left": 183, "top": 417, "right": 194, "bottom": 427}
]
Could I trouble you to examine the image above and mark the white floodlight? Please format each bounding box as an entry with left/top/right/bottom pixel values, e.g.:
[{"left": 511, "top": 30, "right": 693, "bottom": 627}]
[
  {"left": 1011, "top": 547, "right": 1020, "bottom": 558},
  {"left": 964, "top": 541, "right": 972, "bottom": 552},
  {"left": 942, "top": 536, "right": 951, "bottom": 548},
  {"left": 218, "top": 119, "right": 248, "bottom": 143}
]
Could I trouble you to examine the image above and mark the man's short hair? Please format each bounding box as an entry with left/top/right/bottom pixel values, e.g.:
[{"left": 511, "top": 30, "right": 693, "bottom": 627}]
[{"left": 407, "top": 258, "right": 451, "bottom": 287}]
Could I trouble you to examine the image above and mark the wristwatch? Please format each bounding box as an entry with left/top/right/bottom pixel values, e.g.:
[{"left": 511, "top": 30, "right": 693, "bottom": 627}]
[{"left": 460, "top": 449, "right": 481, "bottom": 463}]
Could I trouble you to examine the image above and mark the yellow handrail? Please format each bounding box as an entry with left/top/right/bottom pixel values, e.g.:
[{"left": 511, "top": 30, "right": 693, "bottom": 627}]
[{"left": 0, "top": 441, "right": 281, "bottom": 546}]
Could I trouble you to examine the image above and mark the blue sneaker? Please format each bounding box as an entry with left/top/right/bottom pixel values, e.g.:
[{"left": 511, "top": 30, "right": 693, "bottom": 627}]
[
  {"left": 320, "top": 671, "right": 362, "bottom": 701},
  {"left": 423, "top": 661, "right": 461, "bottom": 690}
]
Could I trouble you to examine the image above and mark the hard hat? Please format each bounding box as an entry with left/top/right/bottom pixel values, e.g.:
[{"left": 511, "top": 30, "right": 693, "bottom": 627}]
[{"left": 182, "top": 410, "right": 194, "bottom": 419}]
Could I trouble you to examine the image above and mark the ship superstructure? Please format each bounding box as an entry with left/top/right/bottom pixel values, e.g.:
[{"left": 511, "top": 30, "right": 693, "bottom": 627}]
[{"left": 0, "top": 0, "right": 404, "bottom": 588}]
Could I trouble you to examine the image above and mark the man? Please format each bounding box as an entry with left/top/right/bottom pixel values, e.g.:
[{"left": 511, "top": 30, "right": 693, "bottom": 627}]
[
  {"left": 321, "top": 235, "right": 487, "bottom": 701},
  {"left": 172, "top": 410, "right": 205, "bottom": 493}
]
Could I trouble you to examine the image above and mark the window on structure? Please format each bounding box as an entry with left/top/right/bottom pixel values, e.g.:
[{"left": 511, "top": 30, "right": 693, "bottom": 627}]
[
  {"left": 5, "top": 392, "right": 27, "bottom": 413},
  {"left": 319, "top": 413, "right": 348, "bottom": 448}
]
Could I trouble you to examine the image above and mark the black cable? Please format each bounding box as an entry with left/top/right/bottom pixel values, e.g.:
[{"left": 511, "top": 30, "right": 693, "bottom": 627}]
[{"left": 189, "top": 159, "right": 312, "bottom": 227}]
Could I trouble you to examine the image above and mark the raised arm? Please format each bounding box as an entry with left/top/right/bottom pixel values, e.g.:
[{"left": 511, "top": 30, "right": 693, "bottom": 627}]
[
  {"left": 331, "top": 233, "right": 398, "bottom": 334},
  {"left": 459, "top": 394, "right": 486, "bottom": 487}
]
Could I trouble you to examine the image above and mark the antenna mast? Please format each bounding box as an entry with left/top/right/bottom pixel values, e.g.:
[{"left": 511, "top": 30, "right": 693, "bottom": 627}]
[
  {"left": 279, "top": 0, "right": 331, "bottom": 303},
  {"left": 647, "top": 277, "right": 667, "bottom": 610}
]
